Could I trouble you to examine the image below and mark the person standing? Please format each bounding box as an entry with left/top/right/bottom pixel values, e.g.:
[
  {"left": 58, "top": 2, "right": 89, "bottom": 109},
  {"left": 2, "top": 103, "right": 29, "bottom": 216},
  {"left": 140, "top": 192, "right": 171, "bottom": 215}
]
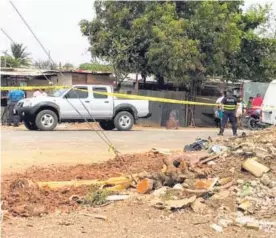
[
  {"left": 33, "top": 88, "right": 47, "bottom": 97},
  {"left": 252, "top": 93, "right": 263, "bottom": 116},
  {"left": 214, "top": 91, "right": 226, "bottom": 128},
  {"left": 7, "top": 89, "right": 25, "bottom": 127},
  {"left": 218, "top": 90, "right": 238, "bottom": 136}
]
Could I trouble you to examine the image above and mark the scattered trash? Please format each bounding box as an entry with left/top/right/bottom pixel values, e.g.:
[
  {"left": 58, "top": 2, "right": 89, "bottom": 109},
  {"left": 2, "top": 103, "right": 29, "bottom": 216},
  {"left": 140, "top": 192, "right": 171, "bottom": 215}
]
[
  {"left": 172, "top": 183, "right": 183, "bottom": 190},
  {"left": 106, "top": 195, "right": 129, "bottom": 201},
  {"left": 260, "top": 174, "right": 273, "bottom": 188},
  {"left": 136, "top": 178, "right": 154, "bottom": 194},
  {"left": 184, "top": 139, "right": 209, "bottom": 152},
  {"left": 210, "top": 145, "right": 228, "bottom": 154},
  {"left": 238, "top": 200, "right": 255, "bottom": 214},
  {"left": 210, "top": 223, "right": 223, "bottom": 232},
  {"left": 239, "top": 184, "right": 254, "bottom": 198},
  {"left": 242, "top": 158, "right": 270, "bottom": 177}
]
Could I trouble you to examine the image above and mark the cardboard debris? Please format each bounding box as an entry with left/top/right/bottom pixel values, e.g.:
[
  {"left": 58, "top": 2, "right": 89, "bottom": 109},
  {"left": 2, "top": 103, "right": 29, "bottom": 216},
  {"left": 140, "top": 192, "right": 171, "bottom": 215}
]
[
  {"left": 194, "top": 178, "right": 218, "bottom": 190},
  {"left": 242, "top": 158, "right": 270, "bottom": 177}
]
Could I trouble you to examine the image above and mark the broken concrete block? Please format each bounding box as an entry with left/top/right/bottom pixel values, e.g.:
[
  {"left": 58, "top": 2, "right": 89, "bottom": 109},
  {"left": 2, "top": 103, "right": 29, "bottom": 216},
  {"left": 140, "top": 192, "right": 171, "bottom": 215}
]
[
  {"left": 242, "top": 158, "right": 270, "bottom": 177},
  {"left": 245, "top": 222, "right": 260, "bottom": 230},
  {"left": 165, "top": 195, "right": 196, "bottom": 210},
  {"left": 260, "top": 174, "right": 272, "bottom": 187}
]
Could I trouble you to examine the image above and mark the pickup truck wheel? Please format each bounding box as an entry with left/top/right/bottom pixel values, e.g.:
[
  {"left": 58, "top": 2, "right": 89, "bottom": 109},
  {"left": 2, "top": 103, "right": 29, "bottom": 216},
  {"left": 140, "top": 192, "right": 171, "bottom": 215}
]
[
  {"left": 35, "top": 110, "right": 58, "bottom": 131},
  {"left": 114, "top": 111, "right": 134, "bottom": 131},
  {"left": 23, "top": 120, "right": 38, "bottom": 130},
  {"left": 99, "top": 121, "right": 115, "bottom": 131}
]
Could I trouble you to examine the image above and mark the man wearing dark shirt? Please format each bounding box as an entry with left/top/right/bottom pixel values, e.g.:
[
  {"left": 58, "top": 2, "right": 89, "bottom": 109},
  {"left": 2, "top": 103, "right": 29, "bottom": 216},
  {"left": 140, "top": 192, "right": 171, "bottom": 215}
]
[
  {"left": 7, "top": 89, "right": 25, "bottom": 126},
  {"left": 218, "top": 90, "right": 237, "bottom": 136}
]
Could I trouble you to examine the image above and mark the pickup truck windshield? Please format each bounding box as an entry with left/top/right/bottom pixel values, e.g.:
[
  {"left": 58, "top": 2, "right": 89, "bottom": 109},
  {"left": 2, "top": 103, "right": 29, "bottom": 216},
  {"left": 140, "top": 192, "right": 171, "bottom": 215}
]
[{"left": 49, "top": 89, "right": 68, "bottom": 97}]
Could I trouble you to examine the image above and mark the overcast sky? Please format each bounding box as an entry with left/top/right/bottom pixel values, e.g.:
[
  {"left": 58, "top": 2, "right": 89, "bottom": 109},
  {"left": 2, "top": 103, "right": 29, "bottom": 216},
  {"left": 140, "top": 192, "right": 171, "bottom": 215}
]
[{"left": 0, "top": 0, "right": 275, "bottom": 66}]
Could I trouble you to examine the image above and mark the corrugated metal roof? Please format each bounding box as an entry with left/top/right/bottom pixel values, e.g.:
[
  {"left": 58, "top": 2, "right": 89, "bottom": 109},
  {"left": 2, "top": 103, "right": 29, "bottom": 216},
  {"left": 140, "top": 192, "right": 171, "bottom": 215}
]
[{"left": 0, "top": 71, "right": 57, "bottom": 76}]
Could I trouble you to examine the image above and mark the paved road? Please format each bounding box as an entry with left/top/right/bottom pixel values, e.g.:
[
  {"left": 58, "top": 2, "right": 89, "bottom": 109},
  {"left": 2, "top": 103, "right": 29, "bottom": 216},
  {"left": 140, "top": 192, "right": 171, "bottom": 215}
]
[{"left": 1, "top": 126, "right": 234, "bottom": 173}]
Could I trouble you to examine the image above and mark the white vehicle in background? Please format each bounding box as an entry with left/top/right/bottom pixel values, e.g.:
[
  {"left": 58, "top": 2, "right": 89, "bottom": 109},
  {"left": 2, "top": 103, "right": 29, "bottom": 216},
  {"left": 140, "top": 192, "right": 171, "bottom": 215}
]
[
  {"left": 15, "top": 85, "right": 151, "bottom": 131},
  {"left": 262, "top": 80, "right": 276, "bottom": 125}
]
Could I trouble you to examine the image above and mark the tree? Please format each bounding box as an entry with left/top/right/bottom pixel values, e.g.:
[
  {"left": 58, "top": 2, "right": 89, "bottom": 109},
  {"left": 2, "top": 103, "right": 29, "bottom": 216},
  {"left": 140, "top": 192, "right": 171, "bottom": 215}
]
[
  {"left": 1, "top": 43, "right": 31, "bottom": 68},
  {"left": 80, "top": 1, "right": 276, "bottom": 85},
  {"left": 63, "top": 63, "right": 74, "bottom": 70},
  {"left": 79, "top": 62, "right": 113, "bottom": 72}
]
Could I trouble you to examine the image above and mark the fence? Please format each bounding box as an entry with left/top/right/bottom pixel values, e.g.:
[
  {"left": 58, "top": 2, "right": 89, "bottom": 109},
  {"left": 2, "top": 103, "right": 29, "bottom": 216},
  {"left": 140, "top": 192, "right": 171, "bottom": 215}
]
[{"left": 120, "top": 89, "right": 218, "bottom": 127}]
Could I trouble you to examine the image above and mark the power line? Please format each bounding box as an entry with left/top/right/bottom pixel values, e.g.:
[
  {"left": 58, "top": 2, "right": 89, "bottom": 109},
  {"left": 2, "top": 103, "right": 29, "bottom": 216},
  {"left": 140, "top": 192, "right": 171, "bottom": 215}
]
[
  {"left": 0, "top": 27, "right": 52, "bottom": 83},
  {"left": 9, "top": 1, "right": 56, "bottom": 68},
  {"left": 1, "top": 28, "right": 16, "bottom": 44}
]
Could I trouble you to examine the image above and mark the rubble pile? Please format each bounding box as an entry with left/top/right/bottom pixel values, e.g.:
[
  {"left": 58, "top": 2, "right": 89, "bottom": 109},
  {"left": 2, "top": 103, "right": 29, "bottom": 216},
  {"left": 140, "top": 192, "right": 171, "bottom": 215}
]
[
  {"left": 1, "top": 127, "right": 276, "bottom": 233},
  {"left": 132, "top": 127, "right": 276, "bottom": 232}
]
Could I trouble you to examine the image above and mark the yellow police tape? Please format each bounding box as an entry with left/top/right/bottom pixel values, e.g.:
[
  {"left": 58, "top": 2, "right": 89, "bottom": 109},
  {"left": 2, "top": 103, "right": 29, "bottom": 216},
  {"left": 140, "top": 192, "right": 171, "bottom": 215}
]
[
  {"left": 0, "top": 85, "right": 217, "bottom": 106},
  {"left": 1, "top": 85, "right": 276, "bottom": 109}
]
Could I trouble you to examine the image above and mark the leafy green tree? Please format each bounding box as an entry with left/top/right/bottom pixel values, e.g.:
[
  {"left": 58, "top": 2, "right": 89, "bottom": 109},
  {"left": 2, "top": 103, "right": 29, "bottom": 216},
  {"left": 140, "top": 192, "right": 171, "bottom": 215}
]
[
  {"left": 80, "top": 1, "right": 276, "bottom": 86},
  {"left": 63, "top": 63, "right": 74, "bottom": 70},
  {"left": 79, "top": 62, "right": 113, "bottom": 72}
]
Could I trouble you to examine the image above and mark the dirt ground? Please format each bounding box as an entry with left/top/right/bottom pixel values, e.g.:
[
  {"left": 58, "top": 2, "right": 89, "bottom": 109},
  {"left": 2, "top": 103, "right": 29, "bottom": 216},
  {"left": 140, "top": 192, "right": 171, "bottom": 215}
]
[
  {"left": 1, "top": 123, "right": 230, "bottom": 173},
  {"left": 1, "top": 124, "right": 274, "bottom": 238},
  {"left": 2, "top": 203, "right": 270, "bottom": 238}
]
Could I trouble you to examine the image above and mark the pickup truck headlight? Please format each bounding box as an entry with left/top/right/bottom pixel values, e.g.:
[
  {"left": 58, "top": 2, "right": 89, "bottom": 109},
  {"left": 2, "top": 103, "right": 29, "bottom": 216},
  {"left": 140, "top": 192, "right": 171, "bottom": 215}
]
[{"left": 23, "top": 100, "right": 32, "bottom": 107}]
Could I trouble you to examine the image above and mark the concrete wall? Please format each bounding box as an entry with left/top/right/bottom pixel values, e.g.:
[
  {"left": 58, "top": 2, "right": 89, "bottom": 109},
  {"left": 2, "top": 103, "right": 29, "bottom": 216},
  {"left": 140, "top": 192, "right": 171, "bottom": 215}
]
[{"left": 57, "top": 73, "right": 72, "bottom": 86}]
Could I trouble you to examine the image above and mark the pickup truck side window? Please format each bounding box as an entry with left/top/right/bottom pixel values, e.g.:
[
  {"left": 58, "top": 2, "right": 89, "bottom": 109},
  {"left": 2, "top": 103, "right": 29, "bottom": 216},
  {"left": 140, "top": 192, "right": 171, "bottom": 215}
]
[
  {"left": 93, "top": 87, "right": 108, "bottom": 99},
  {"left": 64, "top": 87, "right": 88, "bottom": 99}
]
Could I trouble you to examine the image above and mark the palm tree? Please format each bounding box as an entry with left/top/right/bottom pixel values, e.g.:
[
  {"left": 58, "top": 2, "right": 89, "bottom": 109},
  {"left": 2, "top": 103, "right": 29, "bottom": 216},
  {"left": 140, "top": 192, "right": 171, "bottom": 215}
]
[
  {"left": 10, "top": 43, "right": 31, "bottom": 66},
  {"left": 4, "top": 43, "right": 31, "bottom": 67}
]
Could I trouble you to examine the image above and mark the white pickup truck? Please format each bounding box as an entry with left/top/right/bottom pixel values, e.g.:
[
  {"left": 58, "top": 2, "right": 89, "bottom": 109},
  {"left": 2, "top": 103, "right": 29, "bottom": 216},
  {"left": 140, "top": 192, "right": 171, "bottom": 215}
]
[{"left": 15, "top": 85, "right": 151, "bottom": 131}]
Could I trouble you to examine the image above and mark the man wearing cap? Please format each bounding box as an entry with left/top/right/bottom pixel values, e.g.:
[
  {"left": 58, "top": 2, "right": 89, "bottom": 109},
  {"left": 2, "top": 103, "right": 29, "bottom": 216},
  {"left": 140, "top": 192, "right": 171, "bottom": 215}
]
[
  {"left": 7, "top": 89, "right": 25, "bottom": 127},
  {"left": 218, "top": 90, "right": 237, "bottom": 136}
]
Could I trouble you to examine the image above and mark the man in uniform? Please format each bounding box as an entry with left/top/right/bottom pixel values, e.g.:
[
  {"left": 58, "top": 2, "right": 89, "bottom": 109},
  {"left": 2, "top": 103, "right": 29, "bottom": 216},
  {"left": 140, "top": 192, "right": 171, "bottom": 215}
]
[{"left": 218, "top": 90, "right": 237, "bottom": 136}]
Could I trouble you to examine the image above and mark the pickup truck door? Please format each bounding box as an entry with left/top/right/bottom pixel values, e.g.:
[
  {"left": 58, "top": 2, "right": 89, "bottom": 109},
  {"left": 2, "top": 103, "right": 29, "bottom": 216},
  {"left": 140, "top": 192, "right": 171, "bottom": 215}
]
[
  {"left": 90, "top": 86, "right": 114, "bottom": 119},
  {"left": 59, "top": 86, "right": 92, "bottom": 119}
]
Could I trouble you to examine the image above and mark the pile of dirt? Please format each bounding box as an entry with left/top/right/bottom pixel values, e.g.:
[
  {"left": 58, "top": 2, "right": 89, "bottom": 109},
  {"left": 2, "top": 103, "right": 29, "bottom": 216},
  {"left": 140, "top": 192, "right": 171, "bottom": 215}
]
[
  {"left": 5, "top": 152, "right": 165, "bottom": 182},
  {"left": 1, "top": 178, "right": 89, "bottom": 217},
  {"left": 1, "top": 152, "right": 165, "bottom": 217}
]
